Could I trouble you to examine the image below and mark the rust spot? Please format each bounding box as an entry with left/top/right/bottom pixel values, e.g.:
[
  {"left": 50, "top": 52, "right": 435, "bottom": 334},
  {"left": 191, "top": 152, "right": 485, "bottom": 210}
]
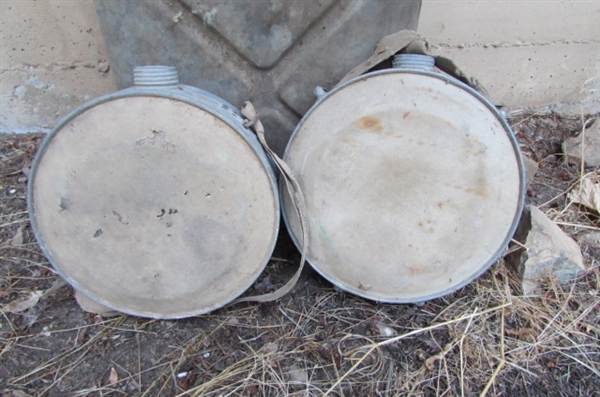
[
  {"left": 464, "top": 187, "right": 488, "bottom": 198},
  {"left": 354, "top": 116, "right": 383, "bottom": 132},
  {"left": 408, "top": 267, "right": 426, "bottom": 275},
  {"left": 403, "top": 111, "right": 411, "bottom": 119},
  {"left": 340, "top": 136, "right": 356, "bottom": 146},
  {"left": 437, "top": 200, "right": 452, "bottom": 209}
]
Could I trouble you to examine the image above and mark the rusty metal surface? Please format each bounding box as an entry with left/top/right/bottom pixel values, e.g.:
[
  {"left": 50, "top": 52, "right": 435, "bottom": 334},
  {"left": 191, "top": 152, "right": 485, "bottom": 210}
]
[
  {"left": 93, "top": 0, "right": 421, "bottom": 154},
  {"left": 282, "top": 69, "right": 525, "bottom": 303}
]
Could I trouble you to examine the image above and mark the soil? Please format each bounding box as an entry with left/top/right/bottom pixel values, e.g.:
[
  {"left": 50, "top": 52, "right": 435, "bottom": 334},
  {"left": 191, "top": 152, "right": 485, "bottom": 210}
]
[{"left": 0, "top": 113, "right": 598, "bottom": 397}]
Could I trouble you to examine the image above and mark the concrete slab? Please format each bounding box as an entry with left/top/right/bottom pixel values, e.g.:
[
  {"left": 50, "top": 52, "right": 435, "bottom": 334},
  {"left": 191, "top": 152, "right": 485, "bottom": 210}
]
[
  {"left": 1, "top": 0, "right": 598, "bottom": 134},
  {"left": 420, "top": 0, "right": 599, "bottom": 45},
  {"left": 0, "top": 0, "right": 110, "bottom": 68},
  {"left": 0, "top": 0, "right": 116, "bottom": 133},
  {"left": 420, "top": 0, "right": 600, "bottom": 112},
  {"left": 431, "top": 43, "right": 599, "bottom": 109},
  {"left": 1, "top": 65, "right": 113, "bottom": 133}
]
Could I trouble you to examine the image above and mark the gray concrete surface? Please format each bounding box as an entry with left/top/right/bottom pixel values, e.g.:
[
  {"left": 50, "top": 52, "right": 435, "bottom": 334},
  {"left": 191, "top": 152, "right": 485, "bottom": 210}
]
[
  {"left": 419, "top": 0, "right": 600, "bottom": 114},
  {"left": 0, "top": 0, "right": 116, "bottom": 133},
  {"left": 1, "top": 0, "right": 598, "bottom": 136}
]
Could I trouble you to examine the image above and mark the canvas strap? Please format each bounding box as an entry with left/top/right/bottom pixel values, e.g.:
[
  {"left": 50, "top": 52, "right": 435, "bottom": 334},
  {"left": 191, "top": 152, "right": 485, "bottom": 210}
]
[
  {"left": 233, "top": 101, "right": 309, "bottom": 304},
  {"left": 337, "top": 29, "right": 488, "bottom": 97},
  {"left": 233, "top": 30, "right": 488, "bottom": 305}
]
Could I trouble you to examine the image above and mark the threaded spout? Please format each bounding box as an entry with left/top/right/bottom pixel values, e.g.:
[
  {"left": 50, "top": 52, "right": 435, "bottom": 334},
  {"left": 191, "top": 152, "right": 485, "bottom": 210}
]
[
  {"left": 392, "top": 54, "right": 435, "bottom": 71},
  {"left": 133, "top": 66, "right": 179, "bottom": 87}
]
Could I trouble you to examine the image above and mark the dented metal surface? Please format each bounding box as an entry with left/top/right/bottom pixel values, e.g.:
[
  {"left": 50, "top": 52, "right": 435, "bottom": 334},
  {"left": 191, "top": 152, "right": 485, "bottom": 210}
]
[{"left": 93, "top": 0, "right": 422, "bottom": 154}]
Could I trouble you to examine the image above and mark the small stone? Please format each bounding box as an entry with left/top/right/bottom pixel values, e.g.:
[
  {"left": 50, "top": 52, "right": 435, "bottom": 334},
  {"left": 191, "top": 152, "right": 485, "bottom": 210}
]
[
  {"left": 506, "top": 205, "right": 586, "bottom": 295},
  {"left": 576, "top": 231, "right": 600, "bottom": 248},
  {"left": 563, "top": 118, "right": 600, "bottom": 167},
  {"left": 97, "top": 61, "right": 110, "bottom": 74},
  {"left": 376, "top": 323, "right": 396, "bottom": 337}
]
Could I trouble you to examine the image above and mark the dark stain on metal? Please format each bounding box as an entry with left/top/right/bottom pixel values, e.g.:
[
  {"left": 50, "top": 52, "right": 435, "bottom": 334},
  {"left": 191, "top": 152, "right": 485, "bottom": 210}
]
[
  {"left": 93, "top": 229, "right": 103, "bottom": 238},
  {"left": 59, "top": 197, "right": 69, "bottom": 212},
  {"left": 464, "top": 187, "right": 488, "bottom": 198},
  {"left": 417, "top": 220, "right": 435, "bottom": 233},
  {"left": 112, "top": 210, "right": 129, "bottom": 224},
  {"left": 354, "top": 116, "right": 383, "bottom": 132},
  {"left": 168, "top": 208, "right": 178, "bottom": 215},
  {"left": 135, "top": 130, "right": 176, "bottom": 152},
  {"left": 157, "top": 209, "right": 166, "bottom": 218}
]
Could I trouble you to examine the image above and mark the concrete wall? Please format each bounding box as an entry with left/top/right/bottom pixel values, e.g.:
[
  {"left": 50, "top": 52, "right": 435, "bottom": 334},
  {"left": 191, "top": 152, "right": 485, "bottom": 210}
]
[
  {"left": 1, "top": 0, "right": 598, "bottom": 134},
  {"left": 0, "top": 0, "right": 116, "bottom": 133},
  {"left": 419, "top": 0, "right": 599, "bottom": 114}
]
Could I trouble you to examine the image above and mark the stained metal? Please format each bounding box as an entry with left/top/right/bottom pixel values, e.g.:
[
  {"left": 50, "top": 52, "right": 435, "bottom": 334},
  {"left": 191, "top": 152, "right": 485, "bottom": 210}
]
[
  {"left": 28, "top": 66, "right": 280, "bottom": 319},
  {"left": 282, "top": 65, "right": 525, "bottom": 303}
]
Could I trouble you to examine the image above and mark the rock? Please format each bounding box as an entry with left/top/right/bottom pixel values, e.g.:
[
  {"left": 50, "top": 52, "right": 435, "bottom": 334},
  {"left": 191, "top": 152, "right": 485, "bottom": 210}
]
[
  {"left": 507, "top": 205, "right": 586, "bottom": 295},
  {"left": 576, "top": 231, "right": 600, "bottom": 248},
  {"left": 563, "top": 118, "right": 600, "bottom": 167},
  {"left": 523, "top": 155, "right": 538, "bottom": 187},
  {"left": 74, "top": 289, "right": 121, "bottom": 317}
]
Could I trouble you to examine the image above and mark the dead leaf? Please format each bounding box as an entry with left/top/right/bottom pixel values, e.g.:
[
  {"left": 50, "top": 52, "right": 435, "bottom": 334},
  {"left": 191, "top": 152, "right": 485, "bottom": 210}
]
[
  {"left": 10, "top": 225, "right": 25, "bottom": 246},
  {"left": 3, "top": 291, "right": 44, "bottom": 313},
  {"left": 424, "top": 343, "right": 453, "bottom": 370},
  {"left": 40, "top": 278, "right": 68, "bottom": 300},
  {"left": 287, "top": 364, "right": 308, "bottom": 384},
  {"left": 22, "top": 306, "right": 41, "bottom": 328},
  {"left": 260, "top": 342, "right": 278, "bottom": 355},
  {"left": 568, "top": 174, "right": 600, "bottom": 213},
  {"left": 5, "top": 390, "right": 31, "bottom": 397},
  {"left": 108, "top": 367, "right": 118, "bottom": 387}
]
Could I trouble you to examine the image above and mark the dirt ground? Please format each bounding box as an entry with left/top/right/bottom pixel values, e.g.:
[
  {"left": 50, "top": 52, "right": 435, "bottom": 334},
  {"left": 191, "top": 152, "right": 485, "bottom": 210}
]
[{"left": 0, "top": 112, "right": 598, "bottom": 397}]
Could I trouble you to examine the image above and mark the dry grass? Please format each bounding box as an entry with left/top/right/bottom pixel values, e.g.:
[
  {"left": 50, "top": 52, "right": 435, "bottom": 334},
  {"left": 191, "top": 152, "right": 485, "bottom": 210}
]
[{"left": 1, "top": 113, "right": 599, "bottom": 396}]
